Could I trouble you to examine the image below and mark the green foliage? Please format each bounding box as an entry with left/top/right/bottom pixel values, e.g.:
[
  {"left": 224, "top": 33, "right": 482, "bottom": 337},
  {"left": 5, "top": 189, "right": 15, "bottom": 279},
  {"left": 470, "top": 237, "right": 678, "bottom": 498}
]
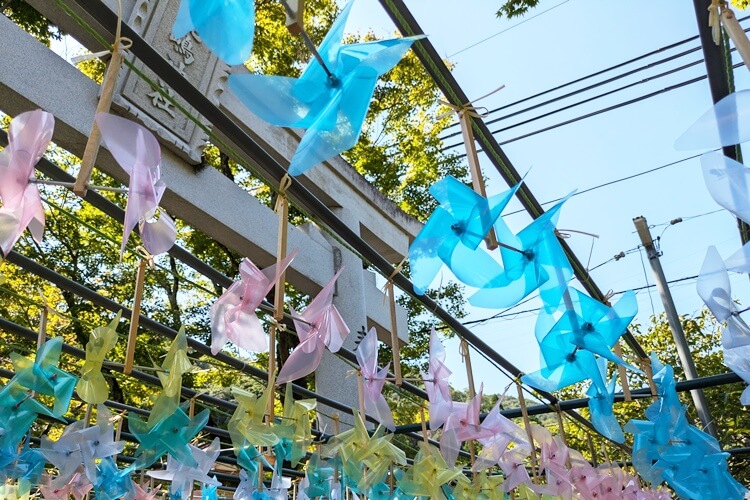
[
  {"left": 496, "top": 0, "right": 542, "bottom": 19},
  {"left": 1, "top": 0, "right": 61, "bottom": 46},
  {"left": 732, "top": 0, "right": 750, "bottom": 9}
]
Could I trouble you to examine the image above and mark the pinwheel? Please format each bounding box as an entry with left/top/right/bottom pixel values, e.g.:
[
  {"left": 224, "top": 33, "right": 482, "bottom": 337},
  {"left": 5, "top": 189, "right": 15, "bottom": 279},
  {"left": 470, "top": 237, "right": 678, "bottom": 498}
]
[
  {"left": 77, "top": 311, "right": 121, "bottom": 405},
  {"left": 440, "top": 385, "right": 494, "bottom": 466},
  {"left": 355, "top": 327, "right": 394, "bottom": 431},
  {"left": 0, "top": 109, "right": 53, "bottom": 256},
  {"left": 228, "top": 383, "right": 279, "bottom": 447},
  {"left": 698, "top": 246, "right": 750, "bottom": 349},
  {"left": 497, "top": 447, "right": 532, "bottom": 492},
  {"left": 300, "top": 455, "right": 336, "bottom": 500},
  {"left": 149, "top": 327, "right": 194, "bottom": 427},
  {"left": 201, "top": 483, "right": 219, "bottom": 500},
  {"left": 92, "top": 457, "right": 135, "bottom": 499},
  {"left": 210, "top": 249, "right": 297, "bottom": 355},
  {"left": 452, "top": 470, "right": 504, "bottom": 500},
  {"left": 129, "top": 406, "right": 210, "bottom": 470},
  {"left": 39, "top": 420, "right": 86, "bottom": 483},
  {"left": 569, "top": 458, "right": 605, "bottom": 500},
  {"left": 325, "top": 411, "right": 406, "bottom": 491},
  {"left": 95, "top": 112, "right": 176, "bottom": 256},
  {"left": 40, "top": 472, "right": 92, "bottom": 500},
  {"left": 470, "top": 193, "right": 575, "bottom": 311},
  {"left": 1, "top": 440, "right": 45, "bottom": 492},
  {"left": 172, "top": 0, "right": 254, "bottom": 65},
  {"left": 233, "top": 469, "right": 256, "bottom": 500},
  {"left": 0, "top": 483, "right": 32, "bottom": 500},
  {"left": 148, "top": 437, "right": 221, "bottom": 499},
  {"left": 586, "top": 359, "right": 625, "bottom": 443},
  {"left": 422, "top": 327, "right": 452, "bottom": 430},
  {"left": 723, "top": 344, "right": 750, "bottom": 404},
  {"left": 408, "top": 176, "right": 521, "bottom": 294},
  {"left": 521, "top": 327, "right": 604, "bottom": 394},
  {"left": 674, "top": 89, "right": 750, "bottom": 151},
  {"left": 473, "top": 400, "right": 528, "bottom": 471},
  {"left": 542, "top": 287, "right": 638, "bottom": 370},
  {"left": 77, "top": 405, "right": 125, "bottom": 482},
  {"left": 0, "top": 405, "right": 37, "bottom": 451},
  {"left": 228, "top": 0, "right": 420, "bottom": 176},
  {"left": 1, "top": 337, "right": 77, "bottom": 418},
  {"left": 276, "top": 269, "right": 349, "bottom": 384},
  {"left": 397, "top": 442, "right": 463, "bottom": 499},
  {"left": 132, "top": 482, "right": 162, "bottom": 500},
  {"left": 274, "top": 382, "right": 316, "bottom": 467}
]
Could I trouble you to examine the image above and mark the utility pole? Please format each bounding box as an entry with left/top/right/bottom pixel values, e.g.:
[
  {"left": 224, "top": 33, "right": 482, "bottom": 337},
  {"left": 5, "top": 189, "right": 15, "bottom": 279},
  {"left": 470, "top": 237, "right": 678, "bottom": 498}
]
[{"left": 633, "top": 216, "right": 718, "bottom": 438}]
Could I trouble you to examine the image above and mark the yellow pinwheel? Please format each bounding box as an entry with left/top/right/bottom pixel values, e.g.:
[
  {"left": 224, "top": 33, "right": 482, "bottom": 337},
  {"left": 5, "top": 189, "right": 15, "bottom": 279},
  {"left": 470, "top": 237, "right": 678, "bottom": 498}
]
[
  {"left": 228, "top": 381, "right": 279, "bottom": 447},
  {"left": 275, "top": 383, "right": 316, "bottom": 467},
  {"left": 398, "top": 441, "right": 463, "bottom": 499},
  {"left": 77, "top": 311, "right": 121, "bottom": 405},
  {"left": 149, "top": 327, "right": 193, "bottom": 427}
]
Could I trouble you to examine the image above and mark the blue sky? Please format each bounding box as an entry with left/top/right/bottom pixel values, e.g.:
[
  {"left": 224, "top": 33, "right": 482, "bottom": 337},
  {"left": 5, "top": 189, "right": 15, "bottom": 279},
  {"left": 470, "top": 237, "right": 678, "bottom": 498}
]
[{"left": 346, "top": 0, "right": 750, "bottom": 397}]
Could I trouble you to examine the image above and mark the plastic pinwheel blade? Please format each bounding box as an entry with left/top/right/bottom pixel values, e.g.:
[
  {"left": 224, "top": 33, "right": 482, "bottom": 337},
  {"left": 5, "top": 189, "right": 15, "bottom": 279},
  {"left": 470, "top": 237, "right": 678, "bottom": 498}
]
[
  {"left": 723, "top": 344, "right": 750, "bottom": 405},
  {"left": 172, "top": 0, "right": 254, "bottom": 65},
  {"left": 675, "top": 89, "right": 750, "bottom": 150},
  {"left": 422, "top": 328, "right": 453, "bottom": 430},
  {"left": 229, "top": 0, "right": 417, "bottom": 176},
  {"left": 469, "top": 193, "right": 575, "bottom": 310},
  {"left": 587, "top": 382, "right": 625, "bottom": 443},
  {"left": 77, "top": 311, "right": 121, "bottom": 405},
  {"left": 356, "top": 328, "right": 395, "bottom": 431},
  {"left": 522, "top": 348, "right": 601, "bottom": 393},
  {"left": 0, "top": 109, "right": 53, "bottom": 256},
  {"left": 96, "top": 113, "right": 175, "bottom": 256},
  {"left": 701, "top": 151, "right": 750, "bottom": 224}
]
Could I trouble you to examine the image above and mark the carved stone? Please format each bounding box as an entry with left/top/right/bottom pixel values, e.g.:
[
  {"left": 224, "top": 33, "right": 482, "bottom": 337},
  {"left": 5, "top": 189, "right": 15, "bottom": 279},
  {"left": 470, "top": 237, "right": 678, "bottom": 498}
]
[{"left": 112, "top": 0, "right": 229, "bottom": 164}]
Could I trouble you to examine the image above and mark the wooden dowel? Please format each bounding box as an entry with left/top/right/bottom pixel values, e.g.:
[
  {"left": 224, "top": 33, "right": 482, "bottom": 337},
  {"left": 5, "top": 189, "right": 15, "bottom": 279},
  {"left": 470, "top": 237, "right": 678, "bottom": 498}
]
[
  {"left": 458, "top": 110, "right": 498, "bottom": 250},
  {"left": 124, "top": 259, "right": 147, "bottom": 375},
  {"left": 516, "top": 383, "right": 538, "bottom": 483},
  {"left": 614, "top": 341, "right": 632, "bottom": 401},
  {"left": 386, "top": 282, "right": 403, "bottom": 386},
  {"left": 419, "top": 406, "right": 429, "bottom": 444},
  {"left": 722, "top": 7, "right": 750, "bottom": 70},
  {"left": 357, "top": 371, "right": 366, "bottom": 418}
]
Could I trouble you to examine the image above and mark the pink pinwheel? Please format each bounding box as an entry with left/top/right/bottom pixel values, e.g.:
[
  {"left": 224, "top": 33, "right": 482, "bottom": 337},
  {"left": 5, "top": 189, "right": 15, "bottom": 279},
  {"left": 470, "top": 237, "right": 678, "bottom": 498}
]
[
  {"left": 210, "top": 249, "right": 298, "bottom": 354},
  {"left": 0, "top": 110, "right": 53, "bottom": 256},
  {"left": 276, "top": 269, "right": 349, "bottom": 384},
  {"left": 422, "top": 327, "right": 453, "bottom": 431},
  {"left": 355, "top": 327, "right": 394, "bottom": 431},
  {"left": 539, "top": 434, "right": 569, "bottom": 477},
  {"left": 440, "top": 384, "right": 494, "bottom": 466},
  {"left": 569, "top": 460, "right": 605, "bottom": 500},
  {"left": 95, "top": 113, "right": 176, "bottom": 256},
  {"left": 132, "top": 482, "right": 161, "bottom": 500},
  {"left": 498, "top": 447, "right": 532, "bottom": 492},
  {"left": 474, "top": 400, "right": 528, "bottom": 471},
  {"left": 40, "top": 472, "right": 92, "bottom": 500}
]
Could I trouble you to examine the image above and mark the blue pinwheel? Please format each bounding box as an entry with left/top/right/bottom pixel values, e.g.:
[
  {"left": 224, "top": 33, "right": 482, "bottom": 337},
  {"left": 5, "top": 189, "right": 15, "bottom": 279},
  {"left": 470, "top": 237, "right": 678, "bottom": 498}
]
[
  {"left": 469, "top": 193, "right": 575, "bottom": 311},
  {"left": 586, "top": 359, "right": 625, "bottom": 443},
  {"left": 0, "top": 337, "right": 77, "bottom": 418},
  {"left": 129, "top": 406, "right": 210, "bottom": 470},
  {"left": 228, "top": 0, "right": 421, "bottom": 176},
  {"left": 409, "top": 176, "right": 521, "bottom": 295},
  {"left": 173, "top": 0, "right": 255, "bottom": 65},
  {"left": 92, "top": 457, "right": 135, "bottom": 499}
]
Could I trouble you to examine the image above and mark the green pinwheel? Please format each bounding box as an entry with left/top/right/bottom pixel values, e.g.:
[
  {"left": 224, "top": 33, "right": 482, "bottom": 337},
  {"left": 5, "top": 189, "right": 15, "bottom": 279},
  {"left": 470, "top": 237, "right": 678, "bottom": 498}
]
[{"left": 77, "top": 311, "right": 121, "bottom": 405}]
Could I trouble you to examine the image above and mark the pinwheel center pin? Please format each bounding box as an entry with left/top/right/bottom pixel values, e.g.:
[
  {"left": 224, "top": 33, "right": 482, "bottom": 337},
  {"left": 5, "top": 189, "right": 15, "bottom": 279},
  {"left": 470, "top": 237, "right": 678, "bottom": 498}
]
[
  {"left": 450, "top": 222, "right": 465, "bottom": 234},
  {"left": 581, "top": 322, "right": 594, "bottom": 332}
]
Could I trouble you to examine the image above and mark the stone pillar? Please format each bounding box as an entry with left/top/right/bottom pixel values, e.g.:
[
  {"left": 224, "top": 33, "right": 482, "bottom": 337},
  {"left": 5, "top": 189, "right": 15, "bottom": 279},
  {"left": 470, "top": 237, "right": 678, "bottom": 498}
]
[{"left": 316, "top": 207, "right": 368, "bottom": 430}]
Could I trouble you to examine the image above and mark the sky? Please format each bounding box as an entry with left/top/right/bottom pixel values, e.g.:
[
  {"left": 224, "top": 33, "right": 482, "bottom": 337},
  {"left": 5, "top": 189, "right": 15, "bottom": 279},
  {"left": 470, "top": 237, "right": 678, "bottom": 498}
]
[
  {"left": 47, "top": 1, "right": 750, "bottom": 403},
  {"left": 343, "top": 0, "right": 750, "bottom": 398}
]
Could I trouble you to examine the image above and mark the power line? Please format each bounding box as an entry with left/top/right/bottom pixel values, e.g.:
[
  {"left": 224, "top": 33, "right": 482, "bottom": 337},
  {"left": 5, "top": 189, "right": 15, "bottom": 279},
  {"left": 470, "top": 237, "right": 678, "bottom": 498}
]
[
  {"left": 443, "top": 14, "right": 750, "bottom": 132},
  {"left": 446, "top": 0, "right": 572, "bottom": 58},
  {"left": 441, "top": 46, "right": 703, "bottom": 142}
]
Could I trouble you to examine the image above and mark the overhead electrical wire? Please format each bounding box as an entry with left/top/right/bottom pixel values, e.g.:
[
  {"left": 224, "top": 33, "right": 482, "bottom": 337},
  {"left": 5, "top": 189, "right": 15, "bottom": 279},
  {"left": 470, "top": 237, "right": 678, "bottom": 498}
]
[{"left": 442, "top": 13, "right": 750, "bottom": 132}]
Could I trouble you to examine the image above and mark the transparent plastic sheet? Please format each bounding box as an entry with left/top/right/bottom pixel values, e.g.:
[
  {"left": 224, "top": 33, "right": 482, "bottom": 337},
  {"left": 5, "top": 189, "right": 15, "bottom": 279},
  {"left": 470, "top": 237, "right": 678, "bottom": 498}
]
[
  {"left": 469, "top": 192, "right": 575, "bottom": 311},
  {"left": 355, "top": 328, "right": 395, "bottom": 431},
  {"left": 586, "top": 359, "right": 625, "bottom": 443},
  {"left": 701, "top": 151, "right": 750, "bottom": 224},
  {"left": 0, "top": 110, "right": 53, "bottom": 255},
  {"left": 172, "top": 0, "right": 255, "bottom": 66},
  {"left": 675, "top": 89, "right": 750, "bottom": 150}
]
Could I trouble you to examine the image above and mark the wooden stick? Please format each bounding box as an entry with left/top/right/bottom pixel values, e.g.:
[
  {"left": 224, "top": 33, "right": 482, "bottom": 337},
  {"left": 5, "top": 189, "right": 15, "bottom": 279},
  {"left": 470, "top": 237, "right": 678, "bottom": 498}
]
[
  {"left": 459, "top": 339, "right": 478, "bottom": 478},
  {"left": 458, "top": 110, "right": 498, "bottom": 250},
  {"left": 73, "top": 7, "right": 129, "bottom": 196},
  {"left": 587, "top": 433, "right": 598, "bottom": 467},
  {"left": 333, "top": 413, "right": 340, "bottom": 489},
  {"left": 613, "top": 341, "right": 632, "bottom": 401},
  {"left": 37, "top": 305, "right": 48, "bottom": 349},
  {"left": 641, "top": 357, "right": 658, "bottom": 401},
  {"left": 83, "top": 403, "right": 93, "bottom": 428},
  {"left": 386, "top": 282, "right": 403, "bottom": 386},
  {"left": 124, "top": 259, "right": 147, "bottom": 375},
  {"left": 268, "top": 177, "right": 291, "bottom": 421},
  {"left": 357, "top": 371, "right": 366, "bottom": 418},
  {"left": 722, "top": 7, "right": 750, "bottom": 70},
  {"left": 516, "top": 383, "right": 538, "bottom": 484},
  {"left": 419, "top": 406, "right": 429, "bottom": 444}
]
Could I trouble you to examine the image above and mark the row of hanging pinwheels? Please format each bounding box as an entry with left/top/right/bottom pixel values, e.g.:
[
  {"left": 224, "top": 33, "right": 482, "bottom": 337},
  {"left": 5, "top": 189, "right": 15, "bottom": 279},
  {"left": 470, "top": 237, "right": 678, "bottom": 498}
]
[{"left": 2, "top": 104, "right": 746, "bottom": 498}]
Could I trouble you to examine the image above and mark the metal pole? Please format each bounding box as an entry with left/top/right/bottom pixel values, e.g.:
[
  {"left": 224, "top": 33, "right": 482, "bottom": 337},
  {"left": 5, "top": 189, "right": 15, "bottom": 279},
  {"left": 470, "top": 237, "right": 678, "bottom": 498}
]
[{"left": 632, "top": 216, "right": 718, "bottom": 438}]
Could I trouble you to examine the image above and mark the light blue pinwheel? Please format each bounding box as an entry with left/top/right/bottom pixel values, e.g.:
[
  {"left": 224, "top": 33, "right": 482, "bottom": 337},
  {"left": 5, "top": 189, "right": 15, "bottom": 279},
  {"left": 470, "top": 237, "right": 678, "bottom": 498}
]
[
  {"left": 674, "top": 89, "right": 750, "bottom": 151},
  {"left": 202, "top": 483, "right": 219, "bottom": 500},
  {"left": 229, "top": 0, "right": 421, "bottom": 176},
  {"left": 469, "top": 193, "right": 575, "bottom": 311},
  {"left": 0, "top": 406, "right": 37, "bottom": 452},
  {"left": 0, "top": 337, "right": 77, "bottom": 418},
  {"left": 586, "top": 358, "right": 624, "bottom": 443},
  {"left": 0, "top": 440, "right": 45, "bottom": 490},
  {"left": 173, "top": 0, "right": 255, "bottom": 65},
  {"left": 92, "top": 457, "right": 135, "bottom": 499},
  {"left": 129, "top": 406, "right": 209, "bottom": 470},
  {"left": 409, "top": 176, "right": 521, "bottom": 295}
]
